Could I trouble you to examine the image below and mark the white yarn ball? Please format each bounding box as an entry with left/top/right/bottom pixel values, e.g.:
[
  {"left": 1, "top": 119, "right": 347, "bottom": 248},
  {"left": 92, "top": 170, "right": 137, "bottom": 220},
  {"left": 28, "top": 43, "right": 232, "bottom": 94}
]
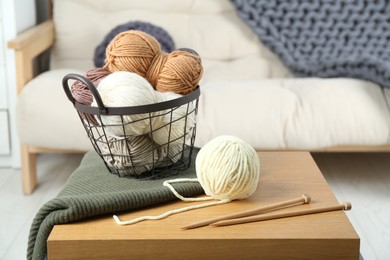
[
  {"left": 92, "top": 71, "right": 159, "bottom": 136},
  {"left": 151, "top": 91, "right": 196, "bottom": 145},
  {"left": 195, "top": 135, "right": 260, "bottom": 201}
]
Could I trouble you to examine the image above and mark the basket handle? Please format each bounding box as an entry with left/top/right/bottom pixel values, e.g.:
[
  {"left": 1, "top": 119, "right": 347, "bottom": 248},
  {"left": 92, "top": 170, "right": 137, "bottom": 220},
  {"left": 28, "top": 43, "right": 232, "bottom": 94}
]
[{"left": 62, "top": 73, "right": 108, "bottom": 114}]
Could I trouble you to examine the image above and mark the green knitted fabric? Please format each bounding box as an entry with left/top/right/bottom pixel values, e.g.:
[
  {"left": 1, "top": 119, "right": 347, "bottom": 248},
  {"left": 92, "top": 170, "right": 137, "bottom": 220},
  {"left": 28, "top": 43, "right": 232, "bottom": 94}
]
[{"left": 27, "top": 148, "right": 203, "bottom": 260}]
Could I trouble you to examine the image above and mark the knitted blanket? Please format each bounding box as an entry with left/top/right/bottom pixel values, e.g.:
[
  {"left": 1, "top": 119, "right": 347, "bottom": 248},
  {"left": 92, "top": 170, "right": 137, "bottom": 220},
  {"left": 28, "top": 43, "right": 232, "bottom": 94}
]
[
  {"left": 27, "top": 149, "right": 203, "bottom": 260},
  {"left": 231, "top": 0, "right": 390, "bottom": 88}
]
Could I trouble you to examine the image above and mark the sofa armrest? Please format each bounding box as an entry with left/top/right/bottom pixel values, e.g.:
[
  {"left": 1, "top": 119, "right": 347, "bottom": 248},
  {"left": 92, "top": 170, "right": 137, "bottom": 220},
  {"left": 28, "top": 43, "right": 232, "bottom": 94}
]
[{"left": 7, "top": 20, "right": 55, "bottom": 94}]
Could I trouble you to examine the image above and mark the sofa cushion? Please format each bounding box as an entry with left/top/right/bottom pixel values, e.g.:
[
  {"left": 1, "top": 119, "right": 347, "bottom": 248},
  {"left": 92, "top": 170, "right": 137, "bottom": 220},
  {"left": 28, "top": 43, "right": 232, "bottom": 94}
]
[
  {"left": 17, "top": 69, "right": 93, "bottom": 150},
  {"left": 195, "top": 78, "right": 390, "bottom": 149},
  {"left": 17, "top": 68, "right": 390, "bottom": 150}
]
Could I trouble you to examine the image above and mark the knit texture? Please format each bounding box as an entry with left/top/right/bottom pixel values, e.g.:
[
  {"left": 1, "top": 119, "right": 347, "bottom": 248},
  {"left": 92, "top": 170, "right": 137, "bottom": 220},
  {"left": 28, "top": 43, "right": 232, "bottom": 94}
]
[
  {"left": 231, "top": 0, "right": 390, "bottom": 88},
  {"left": 94, "top": 21, "right": 175, "bottom": 67},
  {"left": 27, "top": 148, "right": 203, "bottom": 260}
]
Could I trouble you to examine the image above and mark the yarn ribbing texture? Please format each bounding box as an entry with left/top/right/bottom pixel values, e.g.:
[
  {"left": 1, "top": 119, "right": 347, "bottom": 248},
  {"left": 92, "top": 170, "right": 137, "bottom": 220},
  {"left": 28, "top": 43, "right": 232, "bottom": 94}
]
[
  {"left": 91, "top": 71, "right": 159, "bottom": 136},
  {"left": 94, "top": 21, "right": 175, "bottom": 68},
  {"left": 195, "top": 135, "right": 260, "bottom": 201},
  {"left": 104, "top": 30, "right": 203, "bottom": 95}
]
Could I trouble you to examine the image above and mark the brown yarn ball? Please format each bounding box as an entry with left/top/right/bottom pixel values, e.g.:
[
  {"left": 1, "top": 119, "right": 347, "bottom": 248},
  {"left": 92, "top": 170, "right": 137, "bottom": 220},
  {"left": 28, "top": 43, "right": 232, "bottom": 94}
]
[
  {"left": 71, "top": 68, "right": 110, "bottom": 105},
  {"left": 71, "top": 68, "right": 110, "bottom": 125},
  {"left": 156, "top": 50, "right": 203, "bottom": 95},
  {"left": 103, "top": 30, "right": 203, "bottom": 95},
  {"left": 104, "top": 30, "right": 162, "bottom": 78}
]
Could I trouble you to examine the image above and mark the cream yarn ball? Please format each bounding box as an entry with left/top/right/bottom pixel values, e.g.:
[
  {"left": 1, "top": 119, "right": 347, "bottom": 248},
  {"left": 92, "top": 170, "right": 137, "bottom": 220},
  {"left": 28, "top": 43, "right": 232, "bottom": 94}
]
[
  {"left": 113, "top": 135, "right": 261, "bottom": 226},
  {"left": 92, "top": 71, "right": 159, "bottom": 136},
  {"left": 151, "top": 91, "right": 196, "bottom": 145},
  {"left": 195, "top": 135, "right": 260, "bottom": 200}
]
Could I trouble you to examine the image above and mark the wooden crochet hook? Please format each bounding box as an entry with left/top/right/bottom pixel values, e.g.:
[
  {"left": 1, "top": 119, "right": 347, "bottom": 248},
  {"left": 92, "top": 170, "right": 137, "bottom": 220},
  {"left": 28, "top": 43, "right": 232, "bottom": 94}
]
[
  {"left": 210, "top": 202, "right": 352, "bottom": 227},
  {"left": 182, "top": 194, "right": 311, "bottom": 230}
]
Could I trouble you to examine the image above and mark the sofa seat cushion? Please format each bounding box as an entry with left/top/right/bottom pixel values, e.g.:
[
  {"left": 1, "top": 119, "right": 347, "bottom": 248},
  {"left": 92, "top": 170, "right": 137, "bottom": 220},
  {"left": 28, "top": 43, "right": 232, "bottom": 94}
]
[
  {"left": 195, "top": 78, "right": 390, "bottom": 149},
  {"left": 17, "top": 69, "right": 390, "bottom": 151},
  {"left": 17, "top": 69, "right": 93, "bottom": 151}
]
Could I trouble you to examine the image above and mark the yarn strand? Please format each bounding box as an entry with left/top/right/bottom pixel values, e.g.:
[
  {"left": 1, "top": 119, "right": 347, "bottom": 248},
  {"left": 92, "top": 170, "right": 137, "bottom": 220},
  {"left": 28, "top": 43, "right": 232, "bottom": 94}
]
[
  {"left": 163, "top": 178, "right": 214, "bottom": 202},
  {"left": 113, "top": 199, "right": 231, "bottom": 226},
  {"left": 113, "top": 178, "right": 231, "bottom": 226}
]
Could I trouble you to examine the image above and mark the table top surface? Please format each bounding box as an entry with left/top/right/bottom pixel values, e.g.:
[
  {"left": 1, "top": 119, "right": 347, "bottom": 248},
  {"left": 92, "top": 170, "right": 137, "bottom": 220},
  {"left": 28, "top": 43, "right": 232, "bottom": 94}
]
[{"left": 48, "top": 151, "right": 359, "bottom": 242}]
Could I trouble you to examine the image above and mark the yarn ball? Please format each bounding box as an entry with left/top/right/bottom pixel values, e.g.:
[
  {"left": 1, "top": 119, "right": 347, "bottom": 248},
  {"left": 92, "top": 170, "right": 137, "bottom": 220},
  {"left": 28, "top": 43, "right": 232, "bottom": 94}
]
[
  {"left": 155, "top": 50, "right": 203, "bottom": 95},
  {"left": 166, "top": 144, "right": 184, "bottom": 163},
  {"left": 94, "top": 21, "right": 175, "bottom": 68},
  {"left": 91, "top": 71, "right": 159, "bottom": 136},
  {"left": 100, "top": 135, "right": 159, "bottom": 176},
  {"left": 158, "top": 143, "right": 185, "bottom": 166},
  {"left": 71, "top": 68, "right": 111, "bottom": 105},
  {"left": 104, "top": 30, "right": 161, "bottom": 78},
  {"left": 71, "top": 68, "right": 110, "bottom": 125},
  {"left": 195, "top": 135, "right": 260, "bottom": 201},
  {"left": 151, "top": 91, "right": 196, "bottom": 146},
  {"left": 104, "top": 30, "right": 203, "bottom": 95}
]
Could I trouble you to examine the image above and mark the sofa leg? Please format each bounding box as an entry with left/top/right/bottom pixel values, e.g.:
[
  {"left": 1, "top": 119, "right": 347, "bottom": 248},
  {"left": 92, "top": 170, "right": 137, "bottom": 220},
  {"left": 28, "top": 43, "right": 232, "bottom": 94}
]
[{"left": 21, "top": 144, "right": 37, "bottom": 194}]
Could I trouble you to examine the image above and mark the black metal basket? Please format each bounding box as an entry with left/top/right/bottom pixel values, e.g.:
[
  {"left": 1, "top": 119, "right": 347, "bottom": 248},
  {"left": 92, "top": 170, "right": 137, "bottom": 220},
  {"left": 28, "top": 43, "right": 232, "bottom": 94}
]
[{"left": 63, "top": 73, "right": 200, "bottom": 179}]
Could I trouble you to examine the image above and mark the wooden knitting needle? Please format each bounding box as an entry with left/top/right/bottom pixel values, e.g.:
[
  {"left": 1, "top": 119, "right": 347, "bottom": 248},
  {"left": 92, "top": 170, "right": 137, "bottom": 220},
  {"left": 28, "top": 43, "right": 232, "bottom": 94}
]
[
  {"left": 181, "top": 194, "right": 311, "bottom": 230},
  {"left": 210, "top": 202, "right": 352, "bottom": 227}
]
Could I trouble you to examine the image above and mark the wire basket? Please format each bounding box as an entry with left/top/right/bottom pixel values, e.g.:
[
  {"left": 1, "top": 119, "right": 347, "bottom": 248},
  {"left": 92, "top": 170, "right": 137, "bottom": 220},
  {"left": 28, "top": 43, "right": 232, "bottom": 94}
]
[{"left": 63, "top": 73, "right": 200, "bottom": 179}]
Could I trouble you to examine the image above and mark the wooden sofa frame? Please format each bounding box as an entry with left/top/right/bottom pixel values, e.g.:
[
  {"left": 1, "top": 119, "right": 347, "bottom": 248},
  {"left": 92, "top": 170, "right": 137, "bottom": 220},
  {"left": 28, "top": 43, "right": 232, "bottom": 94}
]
[
  {"left": 8, "top": 20, "right": 390, "bottom": 194},
  {"left": 8, "top": 20, "right": 86, "bottom": 194}
]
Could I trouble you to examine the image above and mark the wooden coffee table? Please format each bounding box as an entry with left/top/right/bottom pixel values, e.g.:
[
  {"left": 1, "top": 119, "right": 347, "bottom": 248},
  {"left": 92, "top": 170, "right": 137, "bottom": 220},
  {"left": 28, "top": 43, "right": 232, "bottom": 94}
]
[{"left": 47, "top": 152, "right": 360, "bottom": 259}]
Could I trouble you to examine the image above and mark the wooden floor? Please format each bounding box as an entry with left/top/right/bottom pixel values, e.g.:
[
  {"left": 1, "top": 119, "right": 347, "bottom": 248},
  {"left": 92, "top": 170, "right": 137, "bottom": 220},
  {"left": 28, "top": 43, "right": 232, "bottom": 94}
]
[
  {"left": 312, "top": 152, "right": 390, "bottom": 260},
  {"left": 0, "top": 152, "right": 389, "bottom": 260}
]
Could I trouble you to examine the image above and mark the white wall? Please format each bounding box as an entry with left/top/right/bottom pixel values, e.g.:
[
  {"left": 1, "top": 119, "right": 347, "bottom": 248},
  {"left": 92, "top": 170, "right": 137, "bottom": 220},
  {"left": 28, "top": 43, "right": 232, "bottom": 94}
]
[{"left": 0, "top": 0, "right": 36, "bottom": 167}]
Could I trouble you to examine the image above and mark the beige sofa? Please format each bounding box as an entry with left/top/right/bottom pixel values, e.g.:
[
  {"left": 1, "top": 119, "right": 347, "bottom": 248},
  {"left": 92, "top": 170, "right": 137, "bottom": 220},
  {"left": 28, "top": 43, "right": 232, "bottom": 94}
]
[{"left": 9, "top": 0, "right": 390, "bottom": 194}]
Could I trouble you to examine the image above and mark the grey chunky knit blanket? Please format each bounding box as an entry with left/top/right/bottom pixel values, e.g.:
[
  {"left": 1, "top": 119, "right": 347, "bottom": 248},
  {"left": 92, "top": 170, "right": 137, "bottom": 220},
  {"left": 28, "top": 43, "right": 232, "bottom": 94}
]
[
  {"left": 230, "top": 0, "right": 390, "bottom": 88},
  {"left": 27, "top": 149, "right": 203, "bottom": 260}
]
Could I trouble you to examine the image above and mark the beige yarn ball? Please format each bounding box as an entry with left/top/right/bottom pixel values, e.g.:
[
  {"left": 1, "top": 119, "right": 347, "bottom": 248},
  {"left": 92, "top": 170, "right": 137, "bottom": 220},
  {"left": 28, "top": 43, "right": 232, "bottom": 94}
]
[
  {"left": 100, "top": 135, "right": 159, "bottom": 176},
  {"left": 92, "top": 71, "right": 159, "bottom": 137},
  {"left": 158, "top": 144, "right": 184, "bottom": 166},
  {"left": 195, "top": 135, "right": 260, "bottom": 201}
]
